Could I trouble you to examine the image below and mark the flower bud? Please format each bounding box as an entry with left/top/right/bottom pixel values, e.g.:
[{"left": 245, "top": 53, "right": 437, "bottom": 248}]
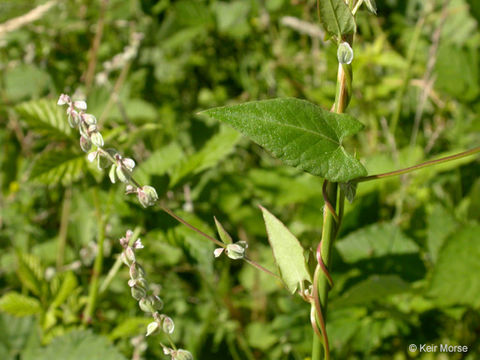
[
  {"left": 87, "top": 151, "right": 98, "bottom": 163},
  {"left": 131, "top": 284, "right": 147, "bottom": 300},
  {"left": 116, "top": 165, "right": 129, "bottom": 183},
  {"left": 173, "top": 350, "right": 194, "bottom": 360},
  {"left": 122, "top": 158, "right": 135, "bottom": 171},
  {"left": 139, "top": 297, "right": 155, "bottom": 313},
  {"left": 57, "top": 94, "right": 70, "bottom": 105},
  {"left": 137, "top": 185, "right": 158, "bottom": 208},
  {"left": 109, "top": 164, "right": 117, "bottom": 183},
  {"left": 80, "top": 135, "right": 92, "bottom": 152},
  {"left": 68, "top": 111, "right": 79, "bottom": 128},
  {"left": 146, "top": 321, "right": 160, "bottom": 336},
  {"left": 161, "top": 315, "right": 175, "bottom": 334},
  {"left": 213, "top": 247, "right": 224, "bottom": 258},
  {"left": 90, "top": 131, "right": 104, "bottom": 147},
  {"left": 73, "top": 100, "right": 87, "bottom": 110},
  {"left": 337, "top": 42, "right": 354, "bottom": 65},
  {"left": 226, "top": 241, "right": 248, "bottom": 260},
  {"left": 83, "top": 113, "right": 97, "bottom": 125},
  {"left": 150, "top": 295, "right": 163, "bottom": 311},
  {"left": 129, "top": 262, "right": 140, "bottom": 279},
  {"left": 125, "top": 247, "right": 136, "bottom": 263}
]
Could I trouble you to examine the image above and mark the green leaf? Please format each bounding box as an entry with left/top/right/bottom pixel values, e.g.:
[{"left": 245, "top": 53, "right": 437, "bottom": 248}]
[
  {"left": 15, "top": 99, "right": 73, "bottom": 139},
  {"left": 203, "top": 98, "right": 366, "bottom": 182},
  {"left": 214, "top": 217, "right": 233, "bottom": 244},
  {"left": 30, "top": 150, "right": 86, "bottom": 186},
  {"left": 170, "top": 126, "right": 240, "bottom": 186},
  {"left": 428, "top": 224, "right": 480, "bottom": 308},
  {"left": 108, "top": 317, "right": 151, "bottom": 341},
  {"left": 317, "top": 0, "right": 356, "bottom": 39},
  {"left": 334, "top": 275, "right": 410, "bottom": 307},
  {"left": 260, "top": 206, "right": 311, "bottom": 294},
  {"left": 23, "top": 330, "right": 127, "bottom": 360},
  {"left": 0, "top": 292, "right": 42, "bottom": 317},
  {"left": 16, "top": 252, "right": 44, "bottom": 297},
  {"left": 336, "top": 223, "right": 419, "bottom": 263},
  {"left": 51, "top": 272, "right": 78, "bottom": 309}
]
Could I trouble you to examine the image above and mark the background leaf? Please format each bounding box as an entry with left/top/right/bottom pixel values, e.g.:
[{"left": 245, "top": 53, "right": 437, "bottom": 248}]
[
  {"left": 0, "top": 292, "right": 42, "bottom": 317},
  {"left": 428, "top": 224, "right": 480, "bottom": 308},
  {"left": 317, "top": 0, "right": 356, "bottom": 39},
  {"left": 260, "top": 206, "right": 311, "bottom": 294},
  {"left": 15, "top": 100, "right": 73, "bottom": 139},
  {"left": 203, "top": 98, "right": 367, "bottom": 182},
  {"left": 29, "top": 150, "right": 86, "bottom": 186},
  {"left": 23, "top": 330, "right": 127, "bottom": 360}
]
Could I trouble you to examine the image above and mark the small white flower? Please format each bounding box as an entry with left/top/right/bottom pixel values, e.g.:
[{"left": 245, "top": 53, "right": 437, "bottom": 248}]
[
  {"left": 133, "top": 238, "right": 144, "bottom": 250},
  {"left": 57, "top": 94, "right": 70, "bottom": 105},
  {"left": 87, "top": 151, "right": 99, "bottom": 163},
  {"left": 122, "top": 158, "right": 135, "bottom": 171},
  {"left": 214, "top": 248, "right": 225, "bottom": 258},
  {"left": 73, "top": 100, "right": 87, "bottom": 110}
]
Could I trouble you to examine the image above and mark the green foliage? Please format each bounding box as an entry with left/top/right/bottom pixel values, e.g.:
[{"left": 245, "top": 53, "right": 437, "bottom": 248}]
[
  {"left": 0, "top": 292, "right": 42, "bottom": 316},
  {"left": 23, "top": 330, "right": 127, "bottom": 360},
  {"left": 204, "top": 98, "right": 367, "bottom": 182},
  {"left": 15, "top": 100, "right": 73, "bottom": 139},
  {"left": 336, "top": 223, "right": 419, "bottom": 263},
  {"left": 260, "top": 206, "right": 311, "bottom": 294},
  {"left": 1, "top": 0, "right": 480, "bottom": 359},
  {"left": 29, "top": 150, "right": 86, "bottom": 186},
  {"left": 317, "top": 0, "right": 356, "bottom": 39},
  {"left": 428, "top": 224, "right": 480, "bottom": 308}
]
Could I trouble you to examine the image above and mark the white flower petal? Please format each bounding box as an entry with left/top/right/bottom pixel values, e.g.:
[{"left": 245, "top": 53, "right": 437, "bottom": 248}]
[{"left": 73, "top": 100, "right": 87, "bottom": 110}]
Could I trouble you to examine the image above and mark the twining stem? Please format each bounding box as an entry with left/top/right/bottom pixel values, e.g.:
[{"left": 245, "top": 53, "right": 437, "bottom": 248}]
[
  {"left": 83, "top": 187, "right": 107, "bottom": 324},
  {"left": 312, "top": 48, "right": 351, "bottom": 360},
  {"left": 355, "top": 146, "right": 480, "bottom": 183}
]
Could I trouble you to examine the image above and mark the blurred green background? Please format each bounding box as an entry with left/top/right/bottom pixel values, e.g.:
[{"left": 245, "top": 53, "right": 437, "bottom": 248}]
[{"left": 0, "top": 0, "right": 479, "bottom": 359}]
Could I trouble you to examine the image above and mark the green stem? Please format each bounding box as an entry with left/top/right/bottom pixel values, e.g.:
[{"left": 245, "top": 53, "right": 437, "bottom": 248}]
[
  {"left": 83, "top": 187, "right": 106, "bottom": 324},
  {"left": 355, "top": 146, "right": 480, "bottom": 183},
  {"left": 313, "top": 49, "right": 351, "bottom": 359}
]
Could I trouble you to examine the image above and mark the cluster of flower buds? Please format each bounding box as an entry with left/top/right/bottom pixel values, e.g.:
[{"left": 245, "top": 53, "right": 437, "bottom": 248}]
[
  {"left": 119, "top": 230, "right": 192, "bottom": 359},
  {"left": 58, "top": 94, "right": 104, "bottom": 151},
  {"left": 57, "top": 94, "right": 159, "bottom": 209}
]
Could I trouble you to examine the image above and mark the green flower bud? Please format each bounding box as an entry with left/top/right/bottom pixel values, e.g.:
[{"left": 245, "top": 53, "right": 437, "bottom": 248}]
[
  {"left": 90, "top": 131, "right": 104, "bottom": 147},
  {"left": 146, "top": 321, "right": 160, "bottom": 336},
  {"left": 131, "top": 284, "right": 147, "bottom": 300},
  {"left": 109, "top": 164, "right": 117, "bottom": 183},
  {"left": 116, "top": 165, "right": 129, "bottom": 183},
  {"left": 139, "top": 297, "right": 155, "bottom": 313},
  {"left": 225, "top": 241, "right": 248, "bottom": 260},
  {"left": 337, "top": 42, "right": 354, "bottom": 65},
  {"left": 80, "top": 135, "right": 92, "bottom": 152},
  {"left": 138, "top": 185, "right": 158, "bottom": 208},
  {"left": 162, "top": 315, "right": 175, "bottom": 334},
  {"left": 173, "top": 349, "right": 194, "bottom": 360}
]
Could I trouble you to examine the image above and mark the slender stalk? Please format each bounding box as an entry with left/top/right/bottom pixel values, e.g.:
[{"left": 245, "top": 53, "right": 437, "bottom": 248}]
[
  {"left": 355, "top": 146, "right": 480, "bottom": 183},
  {"left": 83, "top": 187, "right": 107, "bottom": 324}
]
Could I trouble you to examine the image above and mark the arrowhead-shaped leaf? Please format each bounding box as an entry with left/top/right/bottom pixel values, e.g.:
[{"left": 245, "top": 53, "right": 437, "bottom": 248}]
[
  {"left": 260, "top": 206, "right": 311, "bottom": 294},
  {"left": 203, "top": 98, "right": 366, "bottom": 182},
  {"left": 317, "top": 0, "right": 356, "bottom": 39}
]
